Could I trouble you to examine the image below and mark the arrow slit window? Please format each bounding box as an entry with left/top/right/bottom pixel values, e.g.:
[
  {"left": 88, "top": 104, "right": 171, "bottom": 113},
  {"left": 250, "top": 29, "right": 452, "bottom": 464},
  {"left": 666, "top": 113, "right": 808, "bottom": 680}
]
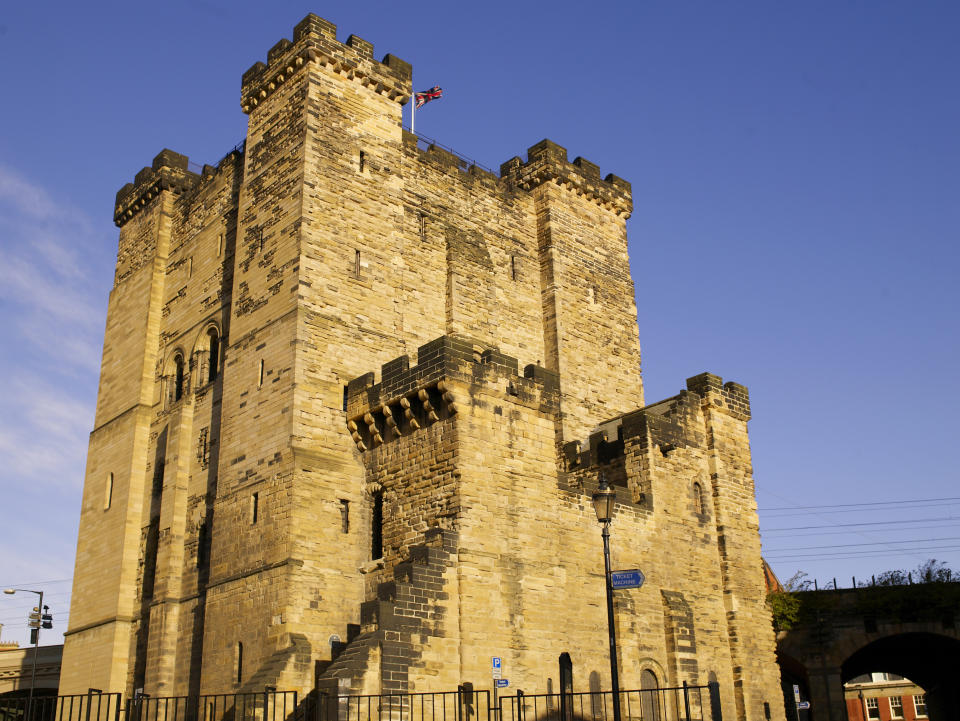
[{"left": 104, "top": 472, "right": 114, "bottom": 511}]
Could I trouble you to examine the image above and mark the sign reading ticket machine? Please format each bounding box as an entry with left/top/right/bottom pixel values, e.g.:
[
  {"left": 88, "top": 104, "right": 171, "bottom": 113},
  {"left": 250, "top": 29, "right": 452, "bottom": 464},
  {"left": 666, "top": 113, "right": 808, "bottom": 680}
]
[{"left": 610, "top": 569, "right": 646, "bottom": 590}]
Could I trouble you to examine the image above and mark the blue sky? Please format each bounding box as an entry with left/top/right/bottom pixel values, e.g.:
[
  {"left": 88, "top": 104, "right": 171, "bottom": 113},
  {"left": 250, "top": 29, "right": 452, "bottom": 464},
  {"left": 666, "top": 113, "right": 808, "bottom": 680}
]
[{"left": 0, "top": 1, "right": 958, "bottom": 646}]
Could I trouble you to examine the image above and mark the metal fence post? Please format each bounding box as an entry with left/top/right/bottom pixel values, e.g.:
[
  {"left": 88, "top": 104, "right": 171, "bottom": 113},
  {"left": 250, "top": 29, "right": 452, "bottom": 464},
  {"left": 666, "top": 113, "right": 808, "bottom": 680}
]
[
  {"left": 707, "top": 682, "right": 722, "bottom": 721},
  {"left": 682, "top": 682, "right": 691, "bottom": 721}
]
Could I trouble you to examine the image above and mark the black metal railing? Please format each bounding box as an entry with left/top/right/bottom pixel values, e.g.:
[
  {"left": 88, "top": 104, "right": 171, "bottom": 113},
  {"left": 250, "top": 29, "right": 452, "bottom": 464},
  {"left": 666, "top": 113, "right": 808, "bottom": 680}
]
[
  {"left": 125, "top": 695, "right": 189, "bottom": 721},
  {"left": 401, "top": 129, "right": 497, "bottom": 176},
  {"left": 498, "top": 684, "right": 714, "bottom": 721},
  {"left": 2, "top": 683, "right": 719, "bottom": 721},
  {"left": 313, "top": 690, "right": 490, "bottom": 721},
  {"left": 124, "top": 691, "right": 299, "bottom": 721},
  {"left": 0, "top": 693, "right": 122, "bottom": 721}
]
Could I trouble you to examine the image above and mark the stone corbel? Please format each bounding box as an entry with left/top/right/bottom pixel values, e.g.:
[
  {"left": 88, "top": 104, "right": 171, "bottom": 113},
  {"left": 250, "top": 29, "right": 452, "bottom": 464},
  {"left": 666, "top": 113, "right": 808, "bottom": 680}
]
[{"left": 418, "top": 389, "right": 439, "bottom": 423}]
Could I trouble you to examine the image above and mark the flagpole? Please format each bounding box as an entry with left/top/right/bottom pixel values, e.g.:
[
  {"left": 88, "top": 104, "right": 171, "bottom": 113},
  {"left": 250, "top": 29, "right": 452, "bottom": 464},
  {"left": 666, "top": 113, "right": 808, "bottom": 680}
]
[{"left": 412, "top": 90, "right": 416, "bottom": 134}]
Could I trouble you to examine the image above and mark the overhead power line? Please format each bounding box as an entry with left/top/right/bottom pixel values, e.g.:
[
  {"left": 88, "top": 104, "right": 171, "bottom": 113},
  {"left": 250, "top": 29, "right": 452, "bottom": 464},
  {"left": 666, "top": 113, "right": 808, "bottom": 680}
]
[
  {"left": 763, "top": 518, "right": 960, "bottom": 532},
  {"left": 764, "top": 545, "right": 960, "bottom": 561},
  {"left": 764, "top": 536, "right": 960, "bottom": 552},
  {"left": 759, "top": 496, "right": 960, "bottom": 512}
]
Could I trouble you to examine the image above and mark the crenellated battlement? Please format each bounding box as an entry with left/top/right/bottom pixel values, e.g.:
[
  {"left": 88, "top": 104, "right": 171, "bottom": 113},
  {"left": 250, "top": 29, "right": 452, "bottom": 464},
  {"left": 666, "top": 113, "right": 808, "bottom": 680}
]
[
  {"left": 500, "top": 139, "right": 633, "bottom": 217},
  {"left": 686, "top": 372, "right": 751, "bottom": 421},
  {"left": 345, "top": 335, "right": 558, "bottom": 452},
  {"left": 114, "top": 150, "right": 202, "bottom": 227},
  {"left": 113, "top": 148, "right": 244, "bottom": 228},
  {"left": 240, "top": 13, "right": 412, "bottom": 114},
  {"left": 563, "top": 372, "right": 751, "bottom": 473},
  {"left": 402, "top": 131, "right": 500, "bottom": 186}
]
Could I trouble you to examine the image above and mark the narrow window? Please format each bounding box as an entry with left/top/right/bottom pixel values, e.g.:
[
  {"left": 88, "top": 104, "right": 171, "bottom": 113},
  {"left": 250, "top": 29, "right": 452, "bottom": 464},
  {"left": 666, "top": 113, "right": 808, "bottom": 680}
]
[
  {"left": 188, "top": 257, "right": 193, "bottom": 278},
  {"left": 339, "top": 499, "right": 350, "bottom": 533},
  {"left": 236, "top": 642, "right": 243, "bottom": 684},
  {"left": 342, "top": 385, "right": 349, "bottom": 413},
  {"left": 258, "top": 359, "right": 264, "bottom": 388},
  {"left": 174, "top": 355, "right": 185, "bottom": 401},
  {"left": 258, "top": 229, "right": 265, "bottom": 253},
  {"left": 359, "top": 151, "right": 366, "bottom": 173},
  {"left": 693, "top": 482, "right": 704, "bottom": 515},
  {"left": 104, "top": 472, "right": 114, "bottom": 511},
  {"left": 217, "top": 233, "right": 224, "bottom": 257},
  {"left": 207, "top": 329, "right": 220, "bottom": 382},
  {"left": 197, "top": 522, "right": 207, "bottom": 568},
  {"left": 153, "top": 460, "right": 165, "bottom": 496},
  {"left": 371, "top": 490, "right": 383, "bottom": 560},
  {"left": 510, "top": 255, "right": 517, "bottom": 281},
  {"left": 418, "top": 213, "right": 426, "bottom": 241},
  {"left": 641, "top": 670, "right": 660, "bottom": 721},
  {"left": 251, "top": 493, "right": 259, "bottom": 524},
  {"left": 354, "top": 250, "right": 361, "bottom": 279}
]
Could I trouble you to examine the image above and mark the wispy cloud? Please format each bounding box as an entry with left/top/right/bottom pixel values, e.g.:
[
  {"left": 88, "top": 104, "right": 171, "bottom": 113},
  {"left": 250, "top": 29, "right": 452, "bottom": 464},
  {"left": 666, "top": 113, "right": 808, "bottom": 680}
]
[{"left": 0, "top": 164, "right": 108, "bottom": 489}]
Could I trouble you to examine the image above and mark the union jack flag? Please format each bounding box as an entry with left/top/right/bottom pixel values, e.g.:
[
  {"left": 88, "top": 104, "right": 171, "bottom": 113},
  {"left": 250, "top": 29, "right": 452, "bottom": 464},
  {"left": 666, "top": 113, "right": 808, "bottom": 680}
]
[{"left": 415, "top": 86, "right": 443, "bottom": 108}]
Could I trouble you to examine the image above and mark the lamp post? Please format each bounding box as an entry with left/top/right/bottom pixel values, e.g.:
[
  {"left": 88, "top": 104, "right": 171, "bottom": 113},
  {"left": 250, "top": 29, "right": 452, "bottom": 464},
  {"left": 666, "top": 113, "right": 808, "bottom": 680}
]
[
  {"left": 4, "top": 588, "right": 43, "bottom": 719},
  {"left": 592, "top": 475, "right": 621, "bottom": 721}
]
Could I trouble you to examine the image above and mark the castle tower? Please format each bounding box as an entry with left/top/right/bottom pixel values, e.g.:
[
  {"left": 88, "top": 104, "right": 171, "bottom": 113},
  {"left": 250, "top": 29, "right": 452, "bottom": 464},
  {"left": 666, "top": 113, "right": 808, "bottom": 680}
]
[{"left": 61, "top": 15, "right": 785, "bottom": 721}]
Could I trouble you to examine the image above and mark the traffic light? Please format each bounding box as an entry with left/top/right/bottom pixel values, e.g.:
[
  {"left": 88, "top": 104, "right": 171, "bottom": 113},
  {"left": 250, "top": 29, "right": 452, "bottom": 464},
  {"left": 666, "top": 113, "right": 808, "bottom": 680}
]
[
  {"left": 42, "top": 606, "right": 53, "bottom": 629},
  {"left": 28, "top": 607, "right": 41, "bottom": 629}
]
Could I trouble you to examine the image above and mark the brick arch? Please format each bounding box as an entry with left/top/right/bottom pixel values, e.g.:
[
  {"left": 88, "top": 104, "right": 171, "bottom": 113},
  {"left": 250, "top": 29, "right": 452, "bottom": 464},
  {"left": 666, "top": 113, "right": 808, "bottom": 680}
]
[
  {"left": 841, "top": 632, "right": 960, "bottom": 719},
  {"left": 777, "top": 585, "right": 960, "bottom": 721},
  {"left": 163, "top": 347, "right": 188, "bottom": 404},
  {"left": 191, "top": 321, "right": 222, "bottom": 385}
]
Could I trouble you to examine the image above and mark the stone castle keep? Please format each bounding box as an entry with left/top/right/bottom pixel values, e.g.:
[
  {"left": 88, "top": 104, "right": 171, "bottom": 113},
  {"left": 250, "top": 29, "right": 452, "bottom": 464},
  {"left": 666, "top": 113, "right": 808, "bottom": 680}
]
[{"left": 61, "top": 13, "right": 785, "bottom": 721}]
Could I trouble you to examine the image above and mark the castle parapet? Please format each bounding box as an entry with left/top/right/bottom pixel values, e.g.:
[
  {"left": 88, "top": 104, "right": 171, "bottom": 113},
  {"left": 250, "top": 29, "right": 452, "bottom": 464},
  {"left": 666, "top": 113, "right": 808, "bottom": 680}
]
[
  {"left": 240, "top": 13, "right": 412, "bottom": 114},
  {"left": 564, "top": 372, "right": 751, "bottom": 474},
  {"left": 686, "top": 372, "right": 751, "bottom": 421},
  {"left": 500, "top": 139, "right": 632, "bottom": 217},
  {"left": 113, "top": 149, "right": 201, "bottom": 227},
  {"left": 345, "top": 335, "right": 558, "bottom": 452}
]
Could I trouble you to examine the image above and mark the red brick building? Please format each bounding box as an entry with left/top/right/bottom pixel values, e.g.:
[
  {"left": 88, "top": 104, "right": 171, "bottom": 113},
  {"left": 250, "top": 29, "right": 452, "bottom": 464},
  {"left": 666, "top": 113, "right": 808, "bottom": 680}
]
[{"left": 845, "top": 674, "right": 928, "bottom": 721}]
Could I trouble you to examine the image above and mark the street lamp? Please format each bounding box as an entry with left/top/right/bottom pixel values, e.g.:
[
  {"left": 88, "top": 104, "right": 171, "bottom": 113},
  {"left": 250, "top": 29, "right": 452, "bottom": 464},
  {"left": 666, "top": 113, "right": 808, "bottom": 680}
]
[
  {"left": 592, "top": 475, "right": 621, "bottom": 721},
  {"left": 4, "top": 588, "right": 43, "bottom": 717}
]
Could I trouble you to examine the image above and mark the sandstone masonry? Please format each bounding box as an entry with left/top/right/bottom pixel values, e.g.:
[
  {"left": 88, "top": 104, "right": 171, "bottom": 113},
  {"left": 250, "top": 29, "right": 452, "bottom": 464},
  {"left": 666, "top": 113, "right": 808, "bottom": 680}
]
[{"left": 61, "top": 14, "right": 785, "bottom": 721}]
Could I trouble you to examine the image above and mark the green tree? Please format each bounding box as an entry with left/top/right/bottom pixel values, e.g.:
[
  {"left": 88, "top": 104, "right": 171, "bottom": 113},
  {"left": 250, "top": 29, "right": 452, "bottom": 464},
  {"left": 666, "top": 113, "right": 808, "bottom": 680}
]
[{"left": 767, "top": 571, "right": 810, "bottom": 632}]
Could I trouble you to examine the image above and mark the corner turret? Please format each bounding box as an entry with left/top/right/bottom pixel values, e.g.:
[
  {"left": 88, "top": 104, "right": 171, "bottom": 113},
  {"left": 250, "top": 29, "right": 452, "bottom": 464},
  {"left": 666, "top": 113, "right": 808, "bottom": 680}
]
[
  {"left": 240, "top": 14, "right": 412, "bottom": 114},
  {"left": 500, "top": 139, "right": 632, "bottom": 217},
  {"left": 113, "top": 149, "right": 202, "bottom": 227}
]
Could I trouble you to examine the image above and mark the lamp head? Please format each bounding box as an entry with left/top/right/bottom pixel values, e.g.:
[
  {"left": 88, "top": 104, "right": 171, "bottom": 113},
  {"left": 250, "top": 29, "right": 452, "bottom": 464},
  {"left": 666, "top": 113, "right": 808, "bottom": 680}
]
[
  {"left": 3, "top": 589, "right": 15, "bottom": 595},
  {"left": 592, "top": 474, "right": 616, "bottom": 524}
]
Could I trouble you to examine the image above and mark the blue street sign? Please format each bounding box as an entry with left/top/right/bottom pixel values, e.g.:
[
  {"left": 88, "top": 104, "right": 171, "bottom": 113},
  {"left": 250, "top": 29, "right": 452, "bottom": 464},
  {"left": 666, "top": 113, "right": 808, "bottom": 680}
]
[
  {"left": 797, "top": 702, "right": 810, "bottom": 710},
  {"left": 495, "top": 679, "right": 509, "bottom": 688},
  {"left": 492, "top": 657, "right": 501, "bottom": 669},
  {"left": 610, "top": 569, "right": 645, "bottom": 589}
]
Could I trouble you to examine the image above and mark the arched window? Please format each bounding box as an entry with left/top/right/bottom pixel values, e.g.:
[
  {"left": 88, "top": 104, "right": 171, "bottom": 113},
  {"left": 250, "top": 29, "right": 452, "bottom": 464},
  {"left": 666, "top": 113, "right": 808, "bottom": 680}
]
[
  {"left": 207, "top": 328, "right": 220, "bottom": 382},
  {"left": 174, "top": 354, "right": 185, "bottom": 401},
  {"left": 693, "top": 482, "right": 704, "bottom": 515},
  {"left": 641, "top": 669, "right": 661, "bottom": 721}
]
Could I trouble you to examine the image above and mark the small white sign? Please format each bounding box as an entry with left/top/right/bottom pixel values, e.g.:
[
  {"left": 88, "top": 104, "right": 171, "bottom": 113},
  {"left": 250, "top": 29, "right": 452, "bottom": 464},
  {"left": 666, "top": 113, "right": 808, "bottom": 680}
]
[{"left": 793, "top": 685, "right": 800, "bottom": 702}]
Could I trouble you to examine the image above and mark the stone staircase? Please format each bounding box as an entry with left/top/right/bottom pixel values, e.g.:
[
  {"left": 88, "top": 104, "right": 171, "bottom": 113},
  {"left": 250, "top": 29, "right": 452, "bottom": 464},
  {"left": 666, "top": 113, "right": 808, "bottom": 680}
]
[{"left": 318, "top": 528, "right": 457, "bottom": 695}]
